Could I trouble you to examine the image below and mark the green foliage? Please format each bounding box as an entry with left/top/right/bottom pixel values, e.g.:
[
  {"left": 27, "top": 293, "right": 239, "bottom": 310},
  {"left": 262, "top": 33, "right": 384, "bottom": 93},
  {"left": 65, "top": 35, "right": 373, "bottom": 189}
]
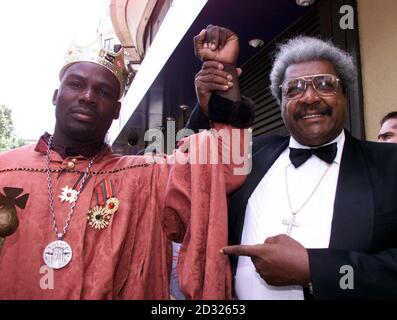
[{"left": 0, "top": 104, "right": 25, "bottom": 152}]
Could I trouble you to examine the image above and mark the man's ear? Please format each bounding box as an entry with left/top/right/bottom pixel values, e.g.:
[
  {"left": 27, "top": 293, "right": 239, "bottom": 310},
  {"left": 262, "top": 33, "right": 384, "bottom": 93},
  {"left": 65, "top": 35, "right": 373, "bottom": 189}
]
[
  {"left": 113, "top": 101, "right": 121, "bottom": 120},
  {"left": 52, "top": 89, "right": 58, "bottom": 106}
]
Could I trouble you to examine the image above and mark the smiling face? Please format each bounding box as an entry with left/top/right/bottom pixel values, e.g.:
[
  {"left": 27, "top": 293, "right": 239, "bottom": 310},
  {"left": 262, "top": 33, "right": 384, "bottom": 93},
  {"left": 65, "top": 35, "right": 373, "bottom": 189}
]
[
  {"left": 52, "top": 62, "right": 121, "bottom": 146},
  {"left": 280, "top": 60, "right": 348, "bottom": 147}
]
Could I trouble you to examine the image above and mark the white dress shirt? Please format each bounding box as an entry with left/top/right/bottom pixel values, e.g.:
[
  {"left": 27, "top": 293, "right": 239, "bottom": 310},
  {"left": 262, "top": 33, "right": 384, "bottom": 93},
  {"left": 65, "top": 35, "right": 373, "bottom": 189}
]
[{"left": 235, "top": 131, "right": 345, "bottom": 300}]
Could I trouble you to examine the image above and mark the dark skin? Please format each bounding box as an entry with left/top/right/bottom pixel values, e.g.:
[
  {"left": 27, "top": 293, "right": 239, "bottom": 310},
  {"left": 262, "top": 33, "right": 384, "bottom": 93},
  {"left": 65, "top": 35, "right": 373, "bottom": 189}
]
[
  {"left": 193, "top": 25, "right": 242, "bottom": 115},
  {"left": 51, "top": 26, "right": 235, "bottom": 150},
  {"left": 198, "top": 33, "right": 350, "bottom": 288},
  {"left": 281, "top": 60, "right": 348, "bottom": 147},
  {"left": 194, "top": 25, "right": 239, "bottom": 65},
  {"left": 221, "top": 235, "right": 310, "bottom": 287},
  {"left": 52, "top": 61, "right": 121, "bottom": 150}
]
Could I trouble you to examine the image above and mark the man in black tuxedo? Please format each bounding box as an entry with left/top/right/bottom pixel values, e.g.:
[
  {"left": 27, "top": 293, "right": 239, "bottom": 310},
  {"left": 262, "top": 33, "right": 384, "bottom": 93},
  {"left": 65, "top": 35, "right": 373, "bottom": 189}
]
[{"left": 189, "top": 33, "right": 397, "bottom": 299}]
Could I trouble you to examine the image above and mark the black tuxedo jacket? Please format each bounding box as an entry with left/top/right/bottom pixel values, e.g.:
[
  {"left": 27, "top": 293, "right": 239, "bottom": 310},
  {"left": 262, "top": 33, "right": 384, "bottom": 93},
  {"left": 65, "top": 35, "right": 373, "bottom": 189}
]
[
  {"left": 186, "top": 99, "right": 397, "bottom": 299},
  {"left": 228, "top": 131, "right": 397, "bottom": 299}
]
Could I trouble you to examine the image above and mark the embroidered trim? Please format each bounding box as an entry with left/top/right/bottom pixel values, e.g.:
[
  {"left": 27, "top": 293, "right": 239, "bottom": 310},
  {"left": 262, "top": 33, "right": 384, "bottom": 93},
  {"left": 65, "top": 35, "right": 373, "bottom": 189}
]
[{"left": 0, "top": 162, "right": 155, "bottom": 175}]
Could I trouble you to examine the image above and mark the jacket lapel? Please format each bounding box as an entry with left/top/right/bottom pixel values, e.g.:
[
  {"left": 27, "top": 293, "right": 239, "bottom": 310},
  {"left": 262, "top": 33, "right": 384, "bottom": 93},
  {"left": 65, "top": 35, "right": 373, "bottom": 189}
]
[
  {"left": 329, "top": 131, "right": 374, "bottom": 250},
  {"left": 229, "top": 132, "right": 375, "bottom": 251}
]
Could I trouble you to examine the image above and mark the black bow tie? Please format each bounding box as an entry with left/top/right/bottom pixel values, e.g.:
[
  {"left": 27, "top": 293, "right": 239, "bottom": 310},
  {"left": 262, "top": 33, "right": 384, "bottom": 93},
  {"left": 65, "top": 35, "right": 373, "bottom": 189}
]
[{"left": 289, "top": 143, "right": 337, "bottom": 168}]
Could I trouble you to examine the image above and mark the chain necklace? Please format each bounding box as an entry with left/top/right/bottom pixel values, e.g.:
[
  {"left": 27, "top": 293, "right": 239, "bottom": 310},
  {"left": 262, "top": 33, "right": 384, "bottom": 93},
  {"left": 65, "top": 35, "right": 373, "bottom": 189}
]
[
  {"left": 43, "top": 135, "right": 107, "bottom": 269},
  {"left": 282, "top": 163, "right": 333, "bottom": 235}
]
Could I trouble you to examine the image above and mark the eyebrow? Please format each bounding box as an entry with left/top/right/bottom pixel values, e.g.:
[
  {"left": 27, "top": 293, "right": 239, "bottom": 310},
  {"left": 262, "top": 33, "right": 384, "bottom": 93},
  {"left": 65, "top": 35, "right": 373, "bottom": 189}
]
[
  {"left": 378, "top": 131, "right": 395, "bottom": 138},
  {"left": 65, "top": 74, "right": 117, "bottom": 91}
]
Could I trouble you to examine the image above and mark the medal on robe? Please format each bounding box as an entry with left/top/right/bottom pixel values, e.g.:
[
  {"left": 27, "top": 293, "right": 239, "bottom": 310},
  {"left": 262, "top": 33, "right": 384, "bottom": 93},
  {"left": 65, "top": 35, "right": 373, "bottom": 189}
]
[
  {"left": 43, "top": 240, "right": 73, "bottom": 269},
  {"left": 58, "top": 186, "right": 78, "bottom": 203},
  {"left": 88, "top": 179, "right": 119, "bottom": 230},
  {"left": 0, "top": 187, "right": 29, "bottom": 238},
  {"left": 44, "top": 135, "right": 106, "bottom": 269},
  {"left": 105, "top": 197, "right": 119, "bottom": 214},
  {"left": 87, "top": 205, "right": 111, "bottom": 229},
  {"left": 58, "top": 173, "right": 91, "bottom": 204}
]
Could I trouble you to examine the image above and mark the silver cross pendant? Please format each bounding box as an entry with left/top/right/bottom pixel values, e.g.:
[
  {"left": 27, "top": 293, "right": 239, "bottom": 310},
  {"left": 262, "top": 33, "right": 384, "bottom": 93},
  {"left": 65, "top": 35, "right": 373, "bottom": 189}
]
[{"left": 282, "top": 214, "right": 300, "bottom": 235}]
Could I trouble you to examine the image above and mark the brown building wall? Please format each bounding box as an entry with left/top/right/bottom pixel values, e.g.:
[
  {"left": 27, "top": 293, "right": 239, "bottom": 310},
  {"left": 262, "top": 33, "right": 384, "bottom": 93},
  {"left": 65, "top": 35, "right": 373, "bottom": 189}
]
[{"left": 358, "top": 0, "right": 397, "bottom": 140}]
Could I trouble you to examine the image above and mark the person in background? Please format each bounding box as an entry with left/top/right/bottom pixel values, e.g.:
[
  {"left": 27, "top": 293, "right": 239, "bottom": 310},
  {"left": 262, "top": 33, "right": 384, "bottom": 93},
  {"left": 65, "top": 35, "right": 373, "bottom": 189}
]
[{"left": 378, "top": 111, "right": 397, "bottom": 143}]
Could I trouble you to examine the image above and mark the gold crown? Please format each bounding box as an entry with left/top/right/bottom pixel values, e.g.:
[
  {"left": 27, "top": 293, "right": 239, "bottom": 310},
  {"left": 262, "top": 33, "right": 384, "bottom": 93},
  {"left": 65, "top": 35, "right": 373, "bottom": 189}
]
[{"left": 60, "top": 39, "right": 129, "bottom": 99}]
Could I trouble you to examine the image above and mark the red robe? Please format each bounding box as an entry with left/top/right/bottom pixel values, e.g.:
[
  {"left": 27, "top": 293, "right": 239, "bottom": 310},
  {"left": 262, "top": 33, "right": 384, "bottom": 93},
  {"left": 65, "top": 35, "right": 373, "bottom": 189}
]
[{"left": 0, "top": 124, "right": 249, "bottom": 299}]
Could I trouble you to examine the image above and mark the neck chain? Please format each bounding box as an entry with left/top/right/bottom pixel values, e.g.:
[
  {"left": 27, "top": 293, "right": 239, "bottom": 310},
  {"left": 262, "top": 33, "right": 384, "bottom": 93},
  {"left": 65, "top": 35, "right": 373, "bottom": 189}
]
[
  {"left": 43, "top": 135, "right": 107, "bottom": 269},
  {"left": 282, "top": 162, "right": 333, "bottom": 235}
]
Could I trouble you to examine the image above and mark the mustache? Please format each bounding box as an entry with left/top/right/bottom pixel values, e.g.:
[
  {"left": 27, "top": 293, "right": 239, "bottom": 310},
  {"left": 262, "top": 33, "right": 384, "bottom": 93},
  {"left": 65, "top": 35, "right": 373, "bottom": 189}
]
[{"left": 293, "top": 104, "right": 332, "bottom": 120}]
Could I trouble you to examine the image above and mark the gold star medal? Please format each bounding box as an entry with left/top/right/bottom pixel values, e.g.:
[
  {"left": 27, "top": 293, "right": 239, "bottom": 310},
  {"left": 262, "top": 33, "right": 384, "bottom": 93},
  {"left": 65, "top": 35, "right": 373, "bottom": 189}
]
[
  {"left": 87, "top": 179, "right": 119, "bottom": 230},
  {"left": 105, "top": 197, "right": 119, "bottom": 215},
  {"left": 87, "top": 206, "right": 111, "bottom": 230}
]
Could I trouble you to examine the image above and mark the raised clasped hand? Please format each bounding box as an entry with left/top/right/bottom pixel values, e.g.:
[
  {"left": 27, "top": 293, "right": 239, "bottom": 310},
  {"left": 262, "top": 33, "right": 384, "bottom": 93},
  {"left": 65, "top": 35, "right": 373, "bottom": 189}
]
[{"left": 194, "top": 24, "right": 239, "bottom": 65}]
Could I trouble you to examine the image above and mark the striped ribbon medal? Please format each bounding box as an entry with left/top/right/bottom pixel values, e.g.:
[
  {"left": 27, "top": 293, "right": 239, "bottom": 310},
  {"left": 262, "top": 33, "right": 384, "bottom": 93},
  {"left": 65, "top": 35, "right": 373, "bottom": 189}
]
[{"left": 87, "top": 179, "right": 119, "bottom": 230}]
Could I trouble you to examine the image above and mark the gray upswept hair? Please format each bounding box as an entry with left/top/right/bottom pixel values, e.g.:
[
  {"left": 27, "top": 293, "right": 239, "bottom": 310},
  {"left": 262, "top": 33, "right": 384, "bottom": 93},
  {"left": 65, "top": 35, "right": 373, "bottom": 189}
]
[{"left": 270, "top": 36, "right": 357, "bottom": 104}]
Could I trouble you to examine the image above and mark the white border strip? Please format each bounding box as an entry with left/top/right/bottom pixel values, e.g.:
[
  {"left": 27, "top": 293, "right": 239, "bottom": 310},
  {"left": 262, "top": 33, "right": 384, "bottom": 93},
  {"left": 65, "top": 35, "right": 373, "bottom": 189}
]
[{"left": 109, "top": 0, "right": 208, "bottom": 143}]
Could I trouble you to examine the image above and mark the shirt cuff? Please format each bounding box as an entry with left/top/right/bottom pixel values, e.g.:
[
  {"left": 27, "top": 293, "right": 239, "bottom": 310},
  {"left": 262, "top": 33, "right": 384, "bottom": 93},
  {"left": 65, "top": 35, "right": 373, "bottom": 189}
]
[{"left": 208, "top": 94, "right": 255, "bottom": 129}]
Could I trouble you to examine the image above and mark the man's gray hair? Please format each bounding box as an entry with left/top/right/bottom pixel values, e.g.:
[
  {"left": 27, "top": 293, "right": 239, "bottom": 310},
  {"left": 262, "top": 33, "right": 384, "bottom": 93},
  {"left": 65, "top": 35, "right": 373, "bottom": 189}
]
[{"left": 270, "top": 36, "right": 357, "bottom": 104}]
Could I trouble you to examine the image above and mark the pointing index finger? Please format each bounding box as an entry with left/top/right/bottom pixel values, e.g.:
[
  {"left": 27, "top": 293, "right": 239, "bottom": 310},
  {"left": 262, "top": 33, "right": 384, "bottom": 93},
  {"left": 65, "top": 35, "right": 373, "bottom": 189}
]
[{"left": 220, "top": 244, "right": 263, "bottom": 257}]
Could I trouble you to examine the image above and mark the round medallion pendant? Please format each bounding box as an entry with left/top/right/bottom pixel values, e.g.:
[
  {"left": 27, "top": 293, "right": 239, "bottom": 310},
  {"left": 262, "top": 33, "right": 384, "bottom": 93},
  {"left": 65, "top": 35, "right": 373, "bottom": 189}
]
[{"left": 43, "top": 240, "right": 73, "bottom": 269}]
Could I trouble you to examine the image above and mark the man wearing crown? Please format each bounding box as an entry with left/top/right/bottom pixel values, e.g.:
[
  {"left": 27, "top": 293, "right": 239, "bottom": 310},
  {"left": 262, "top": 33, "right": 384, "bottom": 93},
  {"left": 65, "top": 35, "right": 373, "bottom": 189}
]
[{"left": 0, "top": 26, "right": 254, "bottom": 299}]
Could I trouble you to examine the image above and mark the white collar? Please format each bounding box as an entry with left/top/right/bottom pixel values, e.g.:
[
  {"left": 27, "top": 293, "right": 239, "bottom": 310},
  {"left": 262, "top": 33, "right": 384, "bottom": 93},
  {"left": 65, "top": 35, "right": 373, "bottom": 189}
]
[{"left": 289, "top": 130, "right": 345, "bottom": 164}]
